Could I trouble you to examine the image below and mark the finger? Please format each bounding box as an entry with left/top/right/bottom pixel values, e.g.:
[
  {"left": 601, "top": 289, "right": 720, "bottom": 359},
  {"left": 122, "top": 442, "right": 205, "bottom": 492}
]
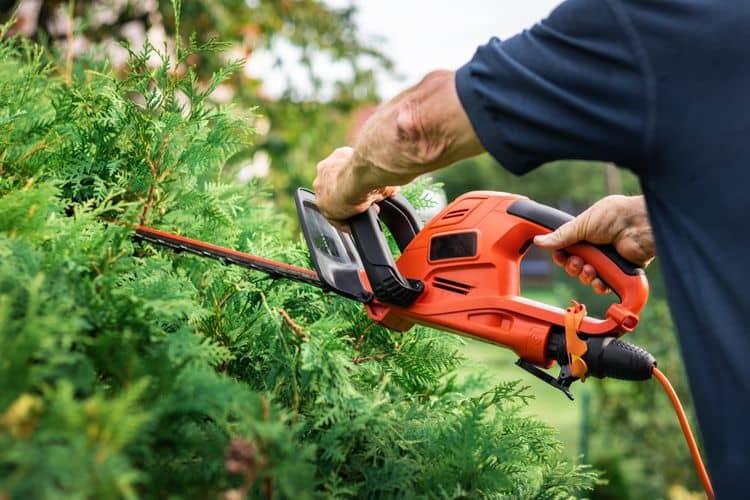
[
  {"left": 578, "top": 263, "right": 597, "bottom": 285},
  {"left": 533, "top": 219, "right": 583, "bottom": 250},
  {"left": 332, "top": 220, "right": 351, "bottom": 234},
  {"left": 368, "top": 186, "right": 399, "bottom": 205},
  {"left": 552, "top": 250, "right": 569, "bottom": 267},
  {"left": 381, "top": 185, "right": 400, "bottom": 198},
  {"left": 591, "top": 278, "right": 611, "bottom": 294},
  {"left": 565, "top": 255, "right": 584, "bottom": 277},
  {"left": 359, "top": 186, "right": 401, "bottom": 217},
  {"left": 333, "top": 146, "right": 354, "bottom": 157}
]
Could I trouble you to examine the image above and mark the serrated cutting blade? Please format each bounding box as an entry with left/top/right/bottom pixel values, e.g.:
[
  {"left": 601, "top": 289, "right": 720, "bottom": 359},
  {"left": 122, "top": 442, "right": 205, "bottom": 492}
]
[{"left": 134, "top": 225, "right": 325, "bottom": 289}]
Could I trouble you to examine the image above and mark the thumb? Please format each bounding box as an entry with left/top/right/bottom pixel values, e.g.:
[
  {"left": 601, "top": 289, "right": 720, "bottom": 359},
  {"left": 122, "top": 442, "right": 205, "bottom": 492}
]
[{"left": 533, "top": 219, "right": 582, "bottom": 249}]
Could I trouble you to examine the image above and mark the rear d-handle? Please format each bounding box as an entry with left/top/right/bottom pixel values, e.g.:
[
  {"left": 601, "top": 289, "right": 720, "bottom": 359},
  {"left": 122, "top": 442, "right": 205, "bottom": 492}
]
[
  {"left": 507, "top": 199, "right": 649, "bottom": 331},
  {"left": 348, "top": 201, "right": 423, "bottom": 307}
]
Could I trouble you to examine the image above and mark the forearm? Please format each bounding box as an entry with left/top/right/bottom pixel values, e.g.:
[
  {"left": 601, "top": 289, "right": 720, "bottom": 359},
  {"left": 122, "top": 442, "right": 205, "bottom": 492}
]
[
  {"left": 314, "top": 70, "right": 484, "bottom": 222},
  {"left": 348, "top": 70, "right": 484, "bottom": 192}
]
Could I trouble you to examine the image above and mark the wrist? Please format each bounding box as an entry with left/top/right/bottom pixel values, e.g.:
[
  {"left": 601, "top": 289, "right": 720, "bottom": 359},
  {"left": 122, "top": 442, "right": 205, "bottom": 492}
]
[
  {"left": 336, "top": 150, "right": 383, "bottom": 206},
  {"left": 622, "top": 195, "right": 648, "bottom": 224},
  {"left": 346, "top": 149, "right": 412, "bottom": 199},
  {"left": 603, "top": 195, "right": 646, "bottom": 231}
]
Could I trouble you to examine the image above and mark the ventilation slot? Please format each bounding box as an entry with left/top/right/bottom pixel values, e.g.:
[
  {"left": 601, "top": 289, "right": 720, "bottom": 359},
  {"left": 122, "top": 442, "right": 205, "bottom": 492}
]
[
  {"left": 433, "top": 277, "right": 473, "bottom": 295},
  {"left": 441, "top": 208, "right": 469, "bottom": 220}
]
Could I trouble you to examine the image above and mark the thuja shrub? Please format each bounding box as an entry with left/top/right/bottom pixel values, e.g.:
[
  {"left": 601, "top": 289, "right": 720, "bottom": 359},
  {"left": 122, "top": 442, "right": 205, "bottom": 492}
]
[{"left": 0, "top": 18, "right": 597, "bottom": 500}]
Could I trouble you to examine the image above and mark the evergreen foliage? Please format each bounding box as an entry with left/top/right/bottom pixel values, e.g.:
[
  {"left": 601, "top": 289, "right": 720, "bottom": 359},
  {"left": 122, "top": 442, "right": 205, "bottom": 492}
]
[{"left": 0, "top": 17, "right": 596, "bottom": 498}]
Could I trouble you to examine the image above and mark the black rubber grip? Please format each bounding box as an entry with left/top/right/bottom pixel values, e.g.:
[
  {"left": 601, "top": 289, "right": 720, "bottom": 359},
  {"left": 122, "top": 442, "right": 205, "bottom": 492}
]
[
  {"left": 583, "top": 337, "right": 656, "bottom": 381},
  {"left": 348, "top": 206, "right": 423, "bottom": 307},
  {"left": 507, "top": 198, "right": 643, "bottom": 276}
]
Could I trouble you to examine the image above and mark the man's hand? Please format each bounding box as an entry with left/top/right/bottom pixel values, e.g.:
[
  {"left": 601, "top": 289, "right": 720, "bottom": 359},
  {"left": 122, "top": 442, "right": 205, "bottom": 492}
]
[
  {"left": 313, "top": 70, "right": 484, "bottom": 226},
  {"left": 533, "top": 195, "right": 655, "bottom": 294},
  {"left": 313, "top": 147, "right": 399, "bottom": 223}
]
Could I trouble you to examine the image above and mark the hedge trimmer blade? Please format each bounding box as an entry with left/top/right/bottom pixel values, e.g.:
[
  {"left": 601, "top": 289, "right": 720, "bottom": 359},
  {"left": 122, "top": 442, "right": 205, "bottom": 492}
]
[{"left": 134, "top": 226, "right": 325, "bottom": 289}]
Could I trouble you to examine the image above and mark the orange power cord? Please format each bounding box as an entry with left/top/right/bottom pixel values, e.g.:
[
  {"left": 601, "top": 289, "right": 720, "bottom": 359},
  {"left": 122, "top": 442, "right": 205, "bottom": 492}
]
[{"left": 652, "top": 367, "right": 715, "bottom": 499}]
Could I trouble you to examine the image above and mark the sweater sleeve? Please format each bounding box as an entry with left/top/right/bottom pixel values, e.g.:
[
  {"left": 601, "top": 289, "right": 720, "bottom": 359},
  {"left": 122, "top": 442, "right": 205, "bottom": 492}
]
[{"left": 455, "top": 0, "right": 649, "bottom": 174}]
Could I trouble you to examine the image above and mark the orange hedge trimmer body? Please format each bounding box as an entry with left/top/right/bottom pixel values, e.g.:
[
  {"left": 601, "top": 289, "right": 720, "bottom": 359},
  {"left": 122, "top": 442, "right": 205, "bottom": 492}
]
[
  {"left": 355, "top": 192, "right": 648, "bottom": 362},
  {"left": 137, "top": 189, "right": 653, "bottom": 398},
  {"left": 136, "top": 189, "right": 657, "bottom": 402}
]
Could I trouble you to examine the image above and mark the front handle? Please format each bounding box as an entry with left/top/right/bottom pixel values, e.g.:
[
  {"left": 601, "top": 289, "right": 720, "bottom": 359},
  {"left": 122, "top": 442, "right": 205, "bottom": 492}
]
[
  {"left": 507, "top": 198, "right": 649, "bottom": 331},
  {"left": 376, "top": 194, "right": 423, "bottom": 251},
  {"left": 348, "top": 203, "right": 423, "bottom": 307}
]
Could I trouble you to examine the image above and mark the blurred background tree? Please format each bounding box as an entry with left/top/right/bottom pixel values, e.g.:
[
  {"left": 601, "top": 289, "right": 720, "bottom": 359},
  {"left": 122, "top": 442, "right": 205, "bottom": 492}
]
[
  {"left": 2, "top": 0, "right": 391, "bottom": 221},
  {"left": 434, "top": 155, "right": 640, "bottom": 207}
]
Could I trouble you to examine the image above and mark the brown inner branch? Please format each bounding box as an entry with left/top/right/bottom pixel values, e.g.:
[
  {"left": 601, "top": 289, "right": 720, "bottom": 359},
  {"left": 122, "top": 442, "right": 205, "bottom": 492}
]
[{"left": 278, "top": 308, "right": 307, "bottom": 340}]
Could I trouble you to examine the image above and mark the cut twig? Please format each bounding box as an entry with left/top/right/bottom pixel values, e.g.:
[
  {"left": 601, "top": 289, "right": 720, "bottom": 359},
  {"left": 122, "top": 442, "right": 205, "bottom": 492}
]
[
  {"left": 138, "top": 131, "right": 170, "bottom": 224},
  {"left": 352, "top": 334, "right": 365, "bottom": 350},
  {"left": 278, "top": 308, "right": 306, "bottom": 340},
  {"left": 352, "top": 353, "right": 387, "bottom": 365},
  {"left": 264, "top": 475, "right": 273, "bottom": 500},
  {"left": 64, "top": 1, "right": 75, "bottom": 86},
  {"left": 223, "top": 437, "right": 265, "bottom": 500},
  {"left": 261, "top": 394, "right": 270, "bottom": 422},
  {"left": 15, "top": 131, "right": 65, "bottom": 165},
  {"left": 218, "top": 289, "right": 235, "bottom": 309},
  {"left": 352, "top": 323, "right": 375, "bottom": 350}
]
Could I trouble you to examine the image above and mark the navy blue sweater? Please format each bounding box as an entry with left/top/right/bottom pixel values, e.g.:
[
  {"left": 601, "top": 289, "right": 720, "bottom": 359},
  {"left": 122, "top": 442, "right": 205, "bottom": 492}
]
[{"left": 456, "top": 1, "right": 750, "bottom": 496}]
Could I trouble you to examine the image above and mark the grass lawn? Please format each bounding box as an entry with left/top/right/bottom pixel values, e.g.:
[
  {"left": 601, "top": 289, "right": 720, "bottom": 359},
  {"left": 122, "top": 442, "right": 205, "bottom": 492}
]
[{"left": 457, "top": 287, "right": 584, "bottom": 458}]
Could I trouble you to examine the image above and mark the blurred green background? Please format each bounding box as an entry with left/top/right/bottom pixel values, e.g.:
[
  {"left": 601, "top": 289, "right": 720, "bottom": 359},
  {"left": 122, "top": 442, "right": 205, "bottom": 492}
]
[{"left": 2, "top": 1, "right": 703, "bottom": 497}]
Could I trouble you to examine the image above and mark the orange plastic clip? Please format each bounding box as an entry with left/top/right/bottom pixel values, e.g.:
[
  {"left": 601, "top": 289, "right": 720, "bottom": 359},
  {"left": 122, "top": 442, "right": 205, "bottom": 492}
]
[{"left": 565, "top": 301, "right": 589, "bottom": 380}]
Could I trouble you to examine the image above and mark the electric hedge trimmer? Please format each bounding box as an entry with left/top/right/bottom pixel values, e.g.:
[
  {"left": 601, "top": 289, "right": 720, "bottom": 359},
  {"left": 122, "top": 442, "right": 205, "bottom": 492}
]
[{"left": 134, "top": 189, "right": 713, "bottom": 498}]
